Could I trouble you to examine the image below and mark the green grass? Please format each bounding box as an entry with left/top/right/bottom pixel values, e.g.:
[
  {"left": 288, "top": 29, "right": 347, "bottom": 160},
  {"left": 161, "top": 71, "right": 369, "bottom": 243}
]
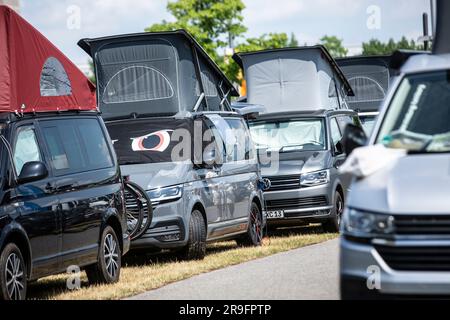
[{"left": 27, "top": 227, "right": 338, "bottom": 300}]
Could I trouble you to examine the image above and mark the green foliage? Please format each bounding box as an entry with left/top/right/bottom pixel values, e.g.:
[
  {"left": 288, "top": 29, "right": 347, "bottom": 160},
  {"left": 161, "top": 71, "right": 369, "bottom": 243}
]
[
  {"left": 320, "top": 35, "right": 348, "bottom": 58},
  {"left": 362, "top": 37, "right": 423, "bottom": 55},
  {"left": 146, "top": 0, "right": 246, "bottom": 63}
]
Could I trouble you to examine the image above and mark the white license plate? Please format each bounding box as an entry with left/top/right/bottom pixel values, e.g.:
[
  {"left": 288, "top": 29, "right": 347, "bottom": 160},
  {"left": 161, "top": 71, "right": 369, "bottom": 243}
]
[{"left": 266, "top": 210, "right": 285, "bottom": 219}]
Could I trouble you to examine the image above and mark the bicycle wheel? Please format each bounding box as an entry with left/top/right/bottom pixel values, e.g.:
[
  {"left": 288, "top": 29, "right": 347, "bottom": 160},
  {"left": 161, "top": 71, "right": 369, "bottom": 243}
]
[{"left": 124, "top": 181, "right": 153, "bottom": 241}]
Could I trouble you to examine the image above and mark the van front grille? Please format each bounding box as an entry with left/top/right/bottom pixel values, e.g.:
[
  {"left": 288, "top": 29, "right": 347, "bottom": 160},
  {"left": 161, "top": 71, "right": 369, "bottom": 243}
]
[
  {"left": 266, "top": 196, "right": 328, "bottom": 211},
  {"left": 395, "top": 215, "right": 450, "bottom": 236},
  {"left": 263, "top": 175, "right": 300, "bottom": 191},
  {"left": 375, "top": 245, "right": 450, "bottom": 272}
]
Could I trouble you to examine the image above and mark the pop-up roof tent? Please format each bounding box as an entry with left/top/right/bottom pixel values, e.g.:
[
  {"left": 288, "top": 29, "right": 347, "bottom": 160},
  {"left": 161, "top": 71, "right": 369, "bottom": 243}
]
[
  {"left": 336, "top": 55, "right": 393, "bottom": 113},
  {"left": 336, "top": 51, "right": 427, "bottom": 113},
  {"left": 0, "top": 6, "right": 96, "bottom": 113},
  {"left": 233, "top": 46, "right": 354, "bottom": 114},
  {"left": 78, "top": 30, "right": 239, "bottom": 120}
]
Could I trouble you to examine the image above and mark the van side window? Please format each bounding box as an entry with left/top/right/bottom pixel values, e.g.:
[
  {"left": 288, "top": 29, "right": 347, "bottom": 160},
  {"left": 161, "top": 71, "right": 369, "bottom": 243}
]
[
  {"left": 41, "top": 119, "right": 113, "bottom": 175},
  {"left": 224, "top": 118, "right": 254, "bottom": 161},
  {"left": 13, "top": 127, "right": 42, "bottom": 175},
  {"left": 330, "top": 118, "right": 342, "bottom": 147}
]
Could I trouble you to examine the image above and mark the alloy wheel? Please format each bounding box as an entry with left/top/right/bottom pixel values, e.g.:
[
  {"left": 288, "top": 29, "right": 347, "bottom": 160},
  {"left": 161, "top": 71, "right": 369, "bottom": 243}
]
[
  {"left": 5, "top": 253, "right": 25, "bottom": 300},
  {"left": 336, "top": 194, "right": 344, "bottom": 227},
  {"left": 104, "top": 233, "right": 119, "bottom": 279},
  {"left": 250, "top": 206, "right": 263, "bottom": 244}
]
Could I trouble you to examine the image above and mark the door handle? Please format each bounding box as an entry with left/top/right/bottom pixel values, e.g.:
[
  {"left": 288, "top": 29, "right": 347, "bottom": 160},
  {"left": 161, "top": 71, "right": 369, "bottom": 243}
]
[{"left": 45, "top": 183, "right": 56, "bottom": 193}]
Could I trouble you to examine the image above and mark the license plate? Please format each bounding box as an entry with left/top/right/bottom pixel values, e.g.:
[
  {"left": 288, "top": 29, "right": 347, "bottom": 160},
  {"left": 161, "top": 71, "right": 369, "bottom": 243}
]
[{"left": 266, "top": 210, "right": 285, "bottom": 219}]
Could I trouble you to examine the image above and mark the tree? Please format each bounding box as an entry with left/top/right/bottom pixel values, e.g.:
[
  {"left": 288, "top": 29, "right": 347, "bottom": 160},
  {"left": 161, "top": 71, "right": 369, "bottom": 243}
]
[
  {"left": 289, "top": 33, "right": 299, "bottom": 47},
  {"left": 146, "top": 0, "right": 247, "bottom": 81},
  {"left": 320, "top": 35, "right": 348, "bottom": 58},
  {"left": 362, "top": 37, "right": 423, "bottom": 55}
]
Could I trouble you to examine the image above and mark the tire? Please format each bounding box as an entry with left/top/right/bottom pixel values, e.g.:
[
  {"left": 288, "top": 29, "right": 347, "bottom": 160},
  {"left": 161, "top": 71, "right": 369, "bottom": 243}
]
[
  {"left": 0, "top": 243, "right": 27, "bottom": 300},
  {"left": 86, "top": 226, "right": 121, "bottom": 285},
  {"left": 124, "top": 181, "right": 153, "bottom": 241},
  {"left": 323, "top": 191, "right": 344, "bottom": 233},
  {"left": 236, "top": 202, "right": 263, "bottom": 247},
  {"left": 180, "top": 210, "right": 206, "bottom": 260}
]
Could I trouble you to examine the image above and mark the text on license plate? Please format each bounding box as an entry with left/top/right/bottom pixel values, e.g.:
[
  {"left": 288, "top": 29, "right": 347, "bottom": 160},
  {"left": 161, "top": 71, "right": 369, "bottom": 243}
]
[{"left": 266, "top": 211, "right": 284, "bottom": 219}]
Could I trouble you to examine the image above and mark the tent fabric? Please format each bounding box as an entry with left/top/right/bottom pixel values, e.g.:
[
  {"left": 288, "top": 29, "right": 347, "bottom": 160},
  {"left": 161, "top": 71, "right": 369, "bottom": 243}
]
[
  {"left": 337, "top": 56, "right": 392, "bottom": 112},
  {"left": 0, "top": 6, "right": 96, "bottom": 113},
  {"left": 236, "top": 48, "right": 349, "bottom": 113},
  {"left": 78, "top": 30, "right": 238, "bottom": 119}
]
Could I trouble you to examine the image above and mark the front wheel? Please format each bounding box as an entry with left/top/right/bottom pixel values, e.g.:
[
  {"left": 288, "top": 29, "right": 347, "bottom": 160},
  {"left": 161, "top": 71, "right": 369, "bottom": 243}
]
[
  {"left": 86, "top": 226, "right": 121, "bottom": 284},
  {"left": 236, "top": 202, "right": 263, "bottom": 247},
  {"left": 322, "top": 191, "right": 344, "bottom": 233},
  {"left": 0, "top": 243, "right": 27, "bottom": 300},
  {"left": 180, "top": 210, "right": 207, "bottom": 260}
]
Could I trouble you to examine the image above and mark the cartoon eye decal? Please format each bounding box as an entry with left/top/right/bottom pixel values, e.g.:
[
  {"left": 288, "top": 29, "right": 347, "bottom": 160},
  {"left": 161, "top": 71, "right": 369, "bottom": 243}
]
[{"left": 131, "top": 130, "right": 173, "bottom": 152}]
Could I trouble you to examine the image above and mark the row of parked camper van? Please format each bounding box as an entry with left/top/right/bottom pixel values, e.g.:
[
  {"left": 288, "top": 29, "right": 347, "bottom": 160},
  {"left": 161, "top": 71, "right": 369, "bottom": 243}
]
[
  {"left": 0, "top": 7, "right": 361, "bottom": 300},
  {"left": 0, "top": 3, "right": 444, "bottom": 300}
]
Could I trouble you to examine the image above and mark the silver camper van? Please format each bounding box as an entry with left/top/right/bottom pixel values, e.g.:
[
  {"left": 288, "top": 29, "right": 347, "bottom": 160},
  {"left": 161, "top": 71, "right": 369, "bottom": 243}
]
[
  {"left": 79, "top": 30, "right": 265, "bottom": 259},
  {"left": 233, "top": 47, "right": 359, "bottom": 232},
  {"left": 340, "top": 2, "right": 450, "bottom": 298}
]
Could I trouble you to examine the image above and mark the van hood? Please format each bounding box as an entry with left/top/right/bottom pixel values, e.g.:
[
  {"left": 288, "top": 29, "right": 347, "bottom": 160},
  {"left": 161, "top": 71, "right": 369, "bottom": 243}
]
[
  {"left": 121, "top": 161, "right": 193, "bottom": 191},
  {"left": 348, "top": 154, "right": 450, "bottom": 214},
  {"left": 260, "top": 150, "right": 331, "bottom": 177}
]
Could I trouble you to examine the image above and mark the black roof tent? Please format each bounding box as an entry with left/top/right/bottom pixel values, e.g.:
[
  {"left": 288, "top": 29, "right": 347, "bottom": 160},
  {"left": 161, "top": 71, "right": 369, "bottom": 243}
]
[
  {"left": 79, "top": 29, "right": 238, "bottom": 120},
  {"left": 336, "top": 52, "right": 427, "bottom": 113}
]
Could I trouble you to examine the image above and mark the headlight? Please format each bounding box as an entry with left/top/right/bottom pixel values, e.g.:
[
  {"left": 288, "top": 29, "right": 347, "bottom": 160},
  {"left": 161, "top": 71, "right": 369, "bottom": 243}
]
[
  {"left": 342, "top": 208, "right": 395, "bottom": 237},
  {"left": 300, "top": 169, "right": 329, "bottom": 187},
  {"left": 147, "top": 185, "right": 183, "bottom": 204}
]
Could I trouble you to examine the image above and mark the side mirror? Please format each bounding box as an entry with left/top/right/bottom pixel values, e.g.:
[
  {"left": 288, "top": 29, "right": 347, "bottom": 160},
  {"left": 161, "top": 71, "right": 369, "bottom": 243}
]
[
  {"left": 343, "top": 124, "right": 367, "bottom": 155},
  {"left": 17, "top": 161, "right": 48, "bottom": 185}
]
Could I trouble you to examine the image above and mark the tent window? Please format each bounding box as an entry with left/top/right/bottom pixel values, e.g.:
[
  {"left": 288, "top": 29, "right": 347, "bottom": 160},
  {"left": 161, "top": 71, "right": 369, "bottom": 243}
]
[
  {"left": 103, "top": 66, "right": 174, "bottom": 104},
  {"left": 40, "top": 57, "right": 72, "bottom": 97},
  {"left": 196, "top": 71, "right": 218, "bottom": 97},
  {"left": 347, "top": 76, "right": 386, "bottom": 103}
]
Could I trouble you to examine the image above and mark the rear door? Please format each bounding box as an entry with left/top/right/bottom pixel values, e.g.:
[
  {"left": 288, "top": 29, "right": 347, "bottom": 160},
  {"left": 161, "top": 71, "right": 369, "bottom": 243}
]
[{"left": 39, "top": 117, "right": 117, "bottom": 269}]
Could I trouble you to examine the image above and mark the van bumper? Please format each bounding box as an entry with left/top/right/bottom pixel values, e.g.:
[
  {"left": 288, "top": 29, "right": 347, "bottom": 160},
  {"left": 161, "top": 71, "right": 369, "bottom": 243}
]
[
  {"left": 340, "top": 237, "right": 450, "bottom": 298},
  {"left": 264, "top": 183, "right": 334, "bottom": 226},
  {"left": 131, "top": 199, "right": 188, "bottom": 250}
]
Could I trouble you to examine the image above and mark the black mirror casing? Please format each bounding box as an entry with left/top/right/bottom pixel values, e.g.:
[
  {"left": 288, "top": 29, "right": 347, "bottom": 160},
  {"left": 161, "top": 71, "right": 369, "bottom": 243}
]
[
  {"left": 335, "top": 140, "right": 345, "bottom": 155},
  {"left": 17, "top": 161, "right": 49, "bottom": 185},
  {"left": 343, "top": 124, "right": 368, "bottom": 155}
]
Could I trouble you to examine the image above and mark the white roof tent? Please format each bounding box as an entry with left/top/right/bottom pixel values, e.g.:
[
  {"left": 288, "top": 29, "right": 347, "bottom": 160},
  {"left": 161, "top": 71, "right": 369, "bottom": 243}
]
[
  {"left": 336, "top": 51, "right": 427, "bottom": 113},
  {"left": 79, "top": 30, "right": 238, "bottom": 120},
  {"left": 233, "top": 46, "right": 354, "bottom": 114}
]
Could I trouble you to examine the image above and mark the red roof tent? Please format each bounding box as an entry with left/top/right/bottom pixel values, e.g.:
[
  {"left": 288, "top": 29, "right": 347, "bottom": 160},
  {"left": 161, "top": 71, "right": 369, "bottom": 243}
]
[{"left": 0, "top": 5, "right": 96, "bottom": 113}]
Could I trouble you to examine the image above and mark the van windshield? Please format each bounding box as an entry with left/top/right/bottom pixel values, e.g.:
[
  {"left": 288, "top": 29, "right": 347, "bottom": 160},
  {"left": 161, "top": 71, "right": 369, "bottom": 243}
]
[
  {"left": 249, "top": 119, "right": 326, "bottom": 153},
  {"left": 376, "top": 70, "right": 450, "bottom": 153}
]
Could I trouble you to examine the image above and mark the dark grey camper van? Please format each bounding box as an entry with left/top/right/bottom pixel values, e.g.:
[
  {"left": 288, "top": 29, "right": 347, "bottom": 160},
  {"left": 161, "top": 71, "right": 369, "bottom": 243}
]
[
  {"left": 234, "top": 46, "right": 360, "bottom": 232},
  {"left": 79, "top": 30, "right": 265, "bottom": 260}
]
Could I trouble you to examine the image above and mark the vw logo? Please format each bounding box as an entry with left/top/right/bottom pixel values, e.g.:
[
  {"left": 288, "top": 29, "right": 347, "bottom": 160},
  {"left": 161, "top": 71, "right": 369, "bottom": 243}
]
[{"left": 262, "top": 178, "right": 272, "bottom": 191}]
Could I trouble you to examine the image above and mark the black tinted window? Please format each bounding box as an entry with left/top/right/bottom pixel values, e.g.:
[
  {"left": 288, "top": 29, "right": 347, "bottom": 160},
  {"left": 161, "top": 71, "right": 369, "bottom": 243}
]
[{"left": 41, "top": 119, "right": 113, "bottom": 175}]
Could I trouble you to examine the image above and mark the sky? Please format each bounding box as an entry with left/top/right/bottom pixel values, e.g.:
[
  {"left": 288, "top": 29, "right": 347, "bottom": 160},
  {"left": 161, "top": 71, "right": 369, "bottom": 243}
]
[{"left": 19, "top": 0, "right": 432, "bottom": 67}]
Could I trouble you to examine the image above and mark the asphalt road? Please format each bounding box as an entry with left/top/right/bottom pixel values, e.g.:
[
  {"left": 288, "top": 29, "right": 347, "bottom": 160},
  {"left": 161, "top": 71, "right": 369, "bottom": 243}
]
[{"left": 129, "top": 239, "right": 340, "bottom": 300}]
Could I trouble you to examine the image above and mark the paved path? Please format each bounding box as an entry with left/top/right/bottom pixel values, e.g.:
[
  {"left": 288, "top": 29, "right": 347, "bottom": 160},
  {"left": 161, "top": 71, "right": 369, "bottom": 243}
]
[{"left": 129, "top": 239, "right": 340, "bottom": 300}]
